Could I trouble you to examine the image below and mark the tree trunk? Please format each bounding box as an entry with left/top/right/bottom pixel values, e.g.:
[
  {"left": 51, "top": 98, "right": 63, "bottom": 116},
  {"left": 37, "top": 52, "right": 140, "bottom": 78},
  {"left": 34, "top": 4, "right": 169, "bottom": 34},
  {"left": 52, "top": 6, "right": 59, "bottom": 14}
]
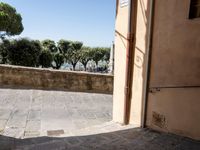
[
  {"left": 2, "top": 58, "right": 6, "bottom": 64},
  {"left": 84, "top": 64, "right": 87, "bottom": 71},
  {"left": 56, "top": 63, "right": 61, "bottom": 69},
  {"left": 96, "top": 61, "right": 98, "bottom": 67},
  {"left": 72, "top": 63, "right": 76, "bottom": 71},
  {"left": 96, "top": 61, "right": 98, "bottom": 72}
]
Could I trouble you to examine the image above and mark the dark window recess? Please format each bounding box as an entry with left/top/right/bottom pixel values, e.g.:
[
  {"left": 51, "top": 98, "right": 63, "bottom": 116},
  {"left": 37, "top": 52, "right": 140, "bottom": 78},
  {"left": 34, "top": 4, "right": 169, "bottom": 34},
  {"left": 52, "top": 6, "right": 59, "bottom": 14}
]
[{"left": 189, "top": 0, "right": 200, "bottom": 19}]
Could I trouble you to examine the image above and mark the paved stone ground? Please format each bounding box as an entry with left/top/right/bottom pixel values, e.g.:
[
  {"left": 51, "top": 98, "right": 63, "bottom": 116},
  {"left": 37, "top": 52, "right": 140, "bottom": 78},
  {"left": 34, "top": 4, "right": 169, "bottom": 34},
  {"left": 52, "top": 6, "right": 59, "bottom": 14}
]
[
  {"left": 0, "top": 122, "right": 200, "bottom": 150},
  {"left": 0, "top": 88, "right": 112, "bottom": 139},
  {"left": 0, "top": 89, "right": 200, "bottom": 150}
]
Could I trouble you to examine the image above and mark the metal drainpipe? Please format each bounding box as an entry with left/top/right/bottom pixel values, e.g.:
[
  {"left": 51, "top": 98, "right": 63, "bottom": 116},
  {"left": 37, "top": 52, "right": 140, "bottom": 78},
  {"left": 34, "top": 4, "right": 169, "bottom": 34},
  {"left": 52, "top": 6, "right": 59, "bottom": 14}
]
[
  {"left": 141, "top": 0, "right": 155, "bottom": 128},
  {"left": 123, "top": 0, "right": 138, "bottom": 125}
]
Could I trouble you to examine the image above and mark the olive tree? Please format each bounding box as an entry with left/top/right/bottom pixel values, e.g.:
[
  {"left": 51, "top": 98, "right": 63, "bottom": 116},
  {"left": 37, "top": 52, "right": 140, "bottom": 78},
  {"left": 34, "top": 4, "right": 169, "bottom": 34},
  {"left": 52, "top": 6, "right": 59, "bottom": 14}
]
[
  {"left": 52, "top": 53, "right": 64, "bottom": 69},
  {"left": 65, "top": 41, "right": 83, "bottom": 71},
  {"left": 41, "top": 39, "right": 57, "bottom": 53},
  {"left": 41, "top": 39, "right": 65, "bottom": 69},
  {"left": 79, "top": 46, "right": 93, "bottom": 71},
  {"left": 57, "top": 39, "right": 71, "bottom": 54},
  {"left": 91, "top": 47, "right": 105, "bottom": 67},
  {"left": 102, "top": 47, "right": 111, "bottom": 63}
]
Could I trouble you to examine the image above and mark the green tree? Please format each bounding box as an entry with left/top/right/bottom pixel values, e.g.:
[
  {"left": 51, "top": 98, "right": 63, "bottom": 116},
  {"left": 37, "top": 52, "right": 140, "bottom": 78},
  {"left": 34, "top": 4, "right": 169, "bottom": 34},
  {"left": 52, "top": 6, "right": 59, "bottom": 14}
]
[
  {"left": 79, "top": 46, "right": 93, "bottom": 71},
  {"left": 41, "top": 39, "right": 65, "bottom": 69},
  {"left": 41, "top": 39, "right": 57, "bottom": 53},
  {"left": 38, "top": 50, "right": 53, "bottom": 68},
  {"left": 102, "top": 47, "right": 111, "bottom": 63},
  {"left": 0, "top": 2, "right": 23, "bottom": 39},
  {"left": 52, "top": 53, "right": 64, "bottom": 69},
  {"left": 57, "top": 39, "right": 71, "bottom": 54},
  {"left": 32, "top": 40, "right": 42, "bottom": 67},
  {"left": 0, "top": 39, "right": 10, "bottom": 64},
  {"left": 8, "top": 38, "right": 41, "bottom": 67},
  {"left": 91, "top": 47, "right": 105, "bottom": 67},
  {"left": 65, "top": 41, "right": 83, "bottom": 71}
]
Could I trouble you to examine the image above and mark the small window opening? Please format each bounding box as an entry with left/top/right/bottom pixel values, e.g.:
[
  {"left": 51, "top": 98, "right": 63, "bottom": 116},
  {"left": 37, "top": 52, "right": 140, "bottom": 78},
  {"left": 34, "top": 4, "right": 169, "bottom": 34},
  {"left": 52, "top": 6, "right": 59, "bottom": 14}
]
[{"left": 189, "top": 0, "right": 200, "bottom": 19}]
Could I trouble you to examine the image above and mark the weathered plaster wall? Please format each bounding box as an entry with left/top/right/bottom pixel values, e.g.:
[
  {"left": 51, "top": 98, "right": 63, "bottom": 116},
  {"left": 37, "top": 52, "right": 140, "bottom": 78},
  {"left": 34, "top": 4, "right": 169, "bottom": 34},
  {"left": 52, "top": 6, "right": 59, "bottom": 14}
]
[
  {"left": 146, "top": 0, "right": 200, "bottom": 140},
  {"left": 147, "top": 88, "right": 200, "bottom": 140},
  {"left": 0, "top": 65, "right": 113, "bottom": 94}
]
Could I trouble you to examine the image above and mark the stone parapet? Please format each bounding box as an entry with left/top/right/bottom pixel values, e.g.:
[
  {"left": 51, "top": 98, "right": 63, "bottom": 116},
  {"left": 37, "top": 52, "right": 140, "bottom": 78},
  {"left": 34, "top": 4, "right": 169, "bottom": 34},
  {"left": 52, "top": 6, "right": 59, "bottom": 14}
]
[{"left": 0, "top": 65, "right": 113, "bottom": 94}]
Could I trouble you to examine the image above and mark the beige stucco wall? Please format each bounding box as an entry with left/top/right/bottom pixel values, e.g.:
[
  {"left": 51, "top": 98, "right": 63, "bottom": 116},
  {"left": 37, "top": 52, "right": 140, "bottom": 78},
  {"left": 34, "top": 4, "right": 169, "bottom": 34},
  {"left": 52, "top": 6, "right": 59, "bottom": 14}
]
[
  {"left": 0, "top": 65, "right": 113, "bottom": 94},
  {"left": 146, "top": 0, "right": 200, "bottom": 140},
  {"left": 129, "top": 0, "right": 149, "bottom": 126},
  {"left": 113, "top": 0, "right": 149, "bottom": 125},
  {"left": 113, "top": 0, "right": 150, "bottom": 126},
  {"left": 147, "top": 88, "right": 200, "bottom": 140},
  {"left": 149, "top": 0, "right": 200, "bottom": 87},
  {"left": 113, "top": 1, "right": 129, "bottom": 123},
  {"left": 114, "top": 0, "right": 200, "bottom": 140}
]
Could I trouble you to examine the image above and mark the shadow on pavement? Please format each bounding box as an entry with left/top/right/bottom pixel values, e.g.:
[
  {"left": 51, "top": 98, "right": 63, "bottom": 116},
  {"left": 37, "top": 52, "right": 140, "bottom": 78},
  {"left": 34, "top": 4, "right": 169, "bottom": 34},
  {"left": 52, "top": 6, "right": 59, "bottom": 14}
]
[{"left": 1, "top": 128, "right": 200, "bottom": 150}]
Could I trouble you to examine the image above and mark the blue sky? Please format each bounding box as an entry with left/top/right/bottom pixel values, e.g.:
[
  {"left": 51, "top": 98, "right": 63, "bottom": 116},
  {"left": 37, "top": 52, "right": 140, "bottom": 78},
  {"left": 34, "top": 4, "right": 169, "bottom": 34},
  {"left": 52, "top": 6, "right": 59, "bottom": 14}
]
[{"left": 1, "top": 0, "right": 116, "bottom": 47}]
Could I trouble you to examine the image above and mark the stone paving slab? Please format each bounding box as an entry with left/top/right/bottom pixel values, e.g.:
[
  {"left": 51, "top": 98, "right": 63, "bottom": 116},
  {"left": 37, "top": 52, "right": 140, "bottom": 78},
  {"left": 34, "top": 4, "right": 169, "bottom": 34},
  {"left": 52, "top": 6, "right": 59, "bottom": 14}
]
[
  {"left": 0, "top": 120, "right": 7, "bottom": 133},
  {"left": 25, "top": 121, "right": 41, "bottom": 133},
  {"left": 27, "top": 110, "right": 41, "bottom": 121},
  {"left": 3, "top": 127, "right": 25, "bottom": 139},
  {"left": 0, "top": 88, "right": 113, "bottom": 139},
  {"left": 0, "top": 109, "right": 12, "bottom": 120}
]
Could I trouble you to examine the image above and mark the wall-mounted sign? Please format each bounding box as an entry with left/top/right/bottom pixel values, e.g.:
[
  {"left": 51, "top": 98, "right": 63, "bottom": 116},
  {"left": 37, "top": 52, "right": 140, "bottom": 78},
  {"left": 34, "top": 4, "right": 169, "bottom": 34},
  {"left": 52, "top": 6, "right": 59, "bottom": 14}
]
[{"left": 120, "top": 0, "right": 129, "bottom": 7}]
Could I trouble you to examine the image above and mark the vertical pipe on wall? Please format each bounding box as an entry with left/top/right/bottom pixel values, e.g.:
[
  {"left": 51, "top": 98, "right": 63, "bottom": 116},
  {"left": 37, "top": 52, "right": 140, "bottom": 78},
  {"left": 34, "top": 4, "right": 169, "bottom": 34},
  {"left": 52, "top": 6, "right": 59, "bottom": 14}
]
[
  {"left": 141, "top": 0, "right": 155, "bottom": 128},
  {"left": 123, "top": 0, "right": 138, "bottom": 125}
]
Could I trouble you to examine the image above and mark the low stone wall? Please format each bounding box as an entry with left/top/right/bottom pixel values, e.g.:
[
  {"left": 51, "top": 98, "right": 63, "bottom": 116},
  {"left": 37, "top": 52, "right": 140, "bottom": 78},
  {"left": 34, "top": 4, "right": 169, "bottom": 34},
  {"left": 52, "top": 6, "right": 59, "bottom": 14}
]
[{"left": 0, "top": 65, "right": 113, "bottom": 94}]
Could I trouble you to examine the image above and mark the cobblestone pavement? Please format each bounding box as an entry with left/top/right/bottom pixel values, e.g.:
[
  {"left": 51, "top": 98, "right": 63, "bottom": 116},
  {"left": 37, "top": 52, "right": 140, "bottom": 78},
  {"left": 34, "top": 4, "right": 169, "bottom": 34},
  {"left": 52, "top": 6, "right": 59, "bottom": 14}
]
[
  {"left": 0, "top": 89, "right": 112, "bottom": 139},
  {"left": 0, "top": 122, "right": 200, "bottom": 150}
]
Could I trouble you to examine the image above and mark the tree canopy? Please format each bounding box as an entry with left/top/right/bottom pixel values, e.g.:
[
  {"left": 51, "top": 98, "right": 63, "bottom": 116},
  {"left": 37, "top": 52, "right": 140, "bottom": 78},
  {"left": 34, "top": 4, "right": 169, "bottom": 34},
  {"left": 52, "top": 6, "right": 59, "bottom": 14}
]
[
  {"left": 41, "top": 39, "right": 57, "bottom": 53},
  {"left": 52, "top": 52, "right": 64, "bottom": 69},
  {"left": 79, "top": 46, "right": 93, "bottom": 71},
  {"left": 0, "top": 36, "right": 111, "bottom": 72},
  {"left": 8, "top": 38, "right": 41, "bottom": 67},
  {"left": 0, "top": 2, "right": 24, "bottom": 39},
  {"left": 102, "top": 47, "right": 111, "bottom": 62},
  {"left": 57, "top": 39, "right": 71, "bottom": 54},
  {"left": 0, "top": 39, "right": 10, "bottom": 64},
  {"left": 41, "top": 39, "right": 66, "bottom": 69},
  {"left": 38, "top": 49, "right": 53, "bottom": 68},
  {"left": 91, "top": 47, "right": 107, "bottom": 67},
  {"left": 65, "top": 41, "right": 83, "bottom": 70}
]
